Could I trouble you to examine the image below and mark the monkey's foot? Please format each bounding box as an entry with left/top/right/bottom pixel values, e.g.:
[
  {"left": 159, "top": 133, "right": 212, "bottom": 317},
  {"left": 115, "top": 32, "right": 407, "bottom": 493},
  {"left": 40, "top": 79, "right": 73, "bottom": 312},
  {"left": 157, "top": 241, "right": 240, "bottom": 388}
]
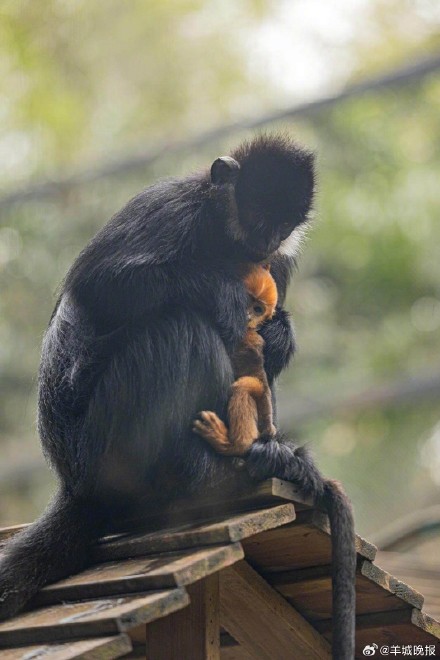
[{"left": 192, "top": 411, "right": 233, "bottom": 454}]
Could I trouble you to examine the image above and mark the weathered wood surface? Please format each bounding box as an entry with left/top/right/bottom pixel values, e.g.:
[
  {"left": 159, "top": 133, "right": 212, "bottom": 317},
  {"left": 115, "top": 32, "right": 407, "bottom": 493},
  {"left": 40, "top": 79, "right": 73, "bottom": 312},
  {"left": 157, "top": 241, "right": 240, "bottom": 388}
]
[
  {"left": 242, "top": 512, "right": 376, "bottom": 573},
  {"left": 0, "top": 634, "right": 133, "bottom": 659},
  {"left": 0, "top": 479, "right": 298, "bottom": 549},
  {"left": 220, "top": 560, "right": 331, "bottom": 660},
  {"left": 145, "top": 575, "right": 220, "bottom": 660},
  {"left": 316, "top": 608, "right": 440, "bottom": 657},
  {"left": 36, "top": 543, "right": 243, "bottom": 606},
  {"left": 120, "top": 478, "right": 303, "bottom": 528},
  {"left": 0, "top": 524, "right": 27, "bottom": 544},
  {"left": 268, "top": 559, "right": 424, "bottom": 621},
  {"left": 0, "top": 590, "right": 189, "bottom": 647},
  {"left": 94, "top": 504, "right": 295, "bottom": 562},
  {"left": 1, "top": 480, "right": 440, "bottom": 658},
  {"left": 376, "top": 550, "right": 440, "bottom": 619},
  {"left": 220, "top": 648, "right": 254, "bottom": 660}
]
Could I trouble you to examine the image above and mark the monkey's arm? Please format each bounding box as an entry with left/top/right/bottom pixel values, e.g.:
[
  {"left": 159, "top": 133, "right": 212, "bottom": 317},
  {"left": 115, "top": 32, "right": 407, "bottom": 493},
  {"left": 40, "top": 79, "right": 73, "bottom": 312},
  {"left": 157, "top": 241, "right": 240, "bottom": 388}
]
[
  {"left": 259, "top": 306, "right": 295, "bottom": 385},
  {"left": 66, "top": 263, "right": 248, "bottom": 349}
]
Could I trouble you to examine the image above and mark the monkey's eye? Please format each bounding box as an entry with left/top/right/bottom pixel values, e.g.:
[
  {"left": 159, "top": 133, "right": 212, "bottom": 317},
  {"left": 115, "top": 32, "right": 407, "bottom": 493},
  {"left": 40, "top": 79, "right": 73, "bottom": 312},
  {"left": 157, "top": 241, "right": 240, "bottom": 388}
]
[{"left": 252, "top": 304, "right": 265, "bottom": 316}]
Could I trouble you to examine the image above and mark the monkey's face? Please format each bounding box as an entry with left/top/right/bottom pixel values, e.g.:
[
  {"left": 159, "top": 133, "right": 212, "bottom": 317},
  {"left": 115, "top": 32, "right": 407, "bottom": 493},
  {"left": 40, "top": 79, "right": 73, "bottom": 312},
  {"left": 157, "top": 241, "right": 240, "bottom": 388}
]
[
  {"left": 247, "top": 298, "right": 275, "bottom": 329},
  {"left": 211, "top": 135, "right": 315, "bottom": 263},
  {"left": 238, "top": 214, "right": 302, "bottom": 263}
]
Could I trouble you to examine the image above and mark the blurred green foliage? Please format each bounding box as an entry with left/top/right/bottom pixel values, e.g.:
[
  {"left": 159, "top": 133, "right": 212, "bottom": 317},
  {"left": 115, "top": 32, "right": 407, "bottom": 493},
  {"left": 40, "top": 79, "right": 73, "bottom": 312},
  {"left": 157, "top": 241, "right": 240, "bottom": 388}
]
[{"left": 0, "top": 0, "right": 439, "bottom": 534}]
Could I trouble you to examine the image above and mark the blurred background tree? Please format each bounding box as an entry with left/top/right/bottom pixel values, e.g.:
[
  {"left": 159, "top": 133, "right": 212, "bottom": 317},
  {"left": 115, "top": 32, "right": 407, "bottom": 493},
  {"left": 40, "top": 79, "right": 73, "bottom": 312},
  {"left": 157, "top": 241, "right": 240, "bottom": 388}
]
[{"left": 0, "top": 0, "right": 439, "bottom": 538}]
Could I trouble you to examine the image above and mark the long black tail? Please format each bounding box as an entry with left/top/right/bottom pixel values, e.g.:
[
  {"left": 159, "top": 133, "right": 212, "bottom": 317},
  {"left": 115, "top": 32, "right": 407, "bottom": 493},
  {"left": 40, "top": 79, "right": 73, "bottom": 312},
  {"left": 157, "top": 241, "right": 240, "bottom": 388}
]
[
  {"left": 246, "top": 438, "right": 356, "bottom": 659},
  {"left": 321, "top": 479, "right": 356, "bottom": 660},
  {"left": 0, "top": 489, "right": 104, "bottom": 621}
]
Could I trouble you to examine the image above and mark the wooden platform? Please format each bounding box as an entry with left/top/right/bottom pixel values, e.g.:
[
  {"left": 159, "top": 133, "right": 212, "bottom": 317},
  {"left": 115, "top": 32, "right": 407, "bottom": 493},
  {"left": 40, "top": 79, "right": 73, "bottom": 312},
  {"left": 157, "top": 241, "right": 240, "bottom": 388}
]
[{"left": 0, "top": 480, "right": 439, "bottom": 659}]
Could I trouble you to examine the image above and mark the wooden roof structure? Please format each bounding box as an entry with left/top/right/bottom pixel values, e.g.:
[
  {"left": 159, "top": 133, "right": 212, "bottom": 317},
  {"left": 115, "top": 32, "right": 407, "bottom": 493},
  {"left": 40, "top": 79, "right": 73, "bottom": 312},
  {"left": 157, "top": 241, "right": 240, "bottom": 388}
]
[{"left": 0, "top": 479, "right": 439, "bottom": 659}]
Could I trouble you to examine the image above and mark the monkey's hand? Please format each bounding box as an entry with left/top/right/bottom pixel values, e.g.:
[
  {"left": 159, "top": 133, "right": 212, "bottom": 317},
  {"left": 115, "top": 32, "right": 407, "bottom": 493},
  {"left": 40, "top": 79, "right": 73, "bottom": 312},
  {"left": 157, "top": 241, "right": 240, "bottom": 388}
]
[{"left": 259, "top": 306, "right": 295, "bottom": 384}]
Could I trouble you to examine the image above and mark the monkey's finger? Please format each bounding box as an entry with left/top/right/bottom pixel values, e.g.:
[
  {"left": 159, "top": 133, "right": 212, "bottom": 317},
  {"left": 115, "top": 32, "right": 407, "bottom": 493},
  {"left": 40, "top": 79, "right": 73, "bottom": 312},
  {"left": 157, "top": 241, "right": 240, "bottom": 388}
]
[
  {"left": 199, "top": 410, "right": 218, "bottom": 423},
  {"left": 193, "top": 420, "right": 208, "bottom": 432}
]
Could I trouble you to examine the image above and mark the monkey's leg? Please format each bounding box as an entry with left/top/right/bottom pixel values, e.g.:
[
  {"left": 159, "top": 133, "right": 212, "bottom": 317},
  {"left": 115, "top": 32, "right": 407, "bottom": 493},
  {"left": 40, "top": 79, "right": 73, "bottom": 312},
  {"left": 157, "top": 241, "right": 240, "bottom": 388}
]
[
  {"left": 193, "top": 411, "right": 231, "bottom": 451},
  {"left": 256, "top": 386, "right": 276, "bottom": 437},
  {"left": 193, "top": 380, "right": 260, "bottom": 456},
  {"left": 227, "top": 378, "right": 261, "bottom": 454}
]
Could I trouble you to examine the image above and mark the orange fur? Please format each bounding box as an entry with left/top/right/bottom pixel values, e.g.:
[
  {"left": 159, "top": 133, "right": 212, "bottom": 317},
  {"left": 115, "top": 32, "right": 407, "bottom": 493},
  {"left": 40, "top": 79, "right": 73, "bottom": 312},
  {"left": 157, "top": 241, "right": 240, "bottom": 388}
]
[
  {"left": 244, "top": 266, "right": 278, "bottom": 320},
  {"left": 232, "top": 376, "right": 265, "bottom": 398},
  {"left": 193, "top": 265, "right": 278, "bottom": 456}
]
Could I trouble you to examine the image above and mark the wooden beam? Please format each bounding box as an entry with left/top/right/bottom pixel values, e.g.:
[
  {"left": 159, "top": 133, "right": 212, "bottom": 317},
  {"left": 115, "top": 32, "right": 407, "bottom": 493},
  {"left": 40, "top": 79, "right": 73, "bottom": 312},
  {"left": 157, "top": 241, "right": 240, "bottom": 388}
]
[
  {"left": 36, "top": 544, "right": 243, "bottom": 605},
  {"left": 95, "top": 504, "right": 295, "bottom": 562},
  {"left": 0, "top": 590, "right": 189, "bottom": 647},
  {"left": 220, "top": 561, "right": 331, "bottom": 660},
  {"left": 145, "top": 575, "right": 220, "bottom": 660},
  {"left": 267, "top": 558, "right": 424, "bottom": 621},
  {"left": 121, "top": 478, "right": 304, "bottom": 528},
  {"left": 242, "top": 512, "right": 376, "bottom": 573},
  {"left": 220, "top": 648, "right": 254, "bottom": 660},
  {"left": 317, "top": 608, "right": 440, "bottom": 654},
  {"left": 0, "top": 479, "right": 300, "bottom": 549},
  {"left": 0, "top": 634, "right": 132, "bottom": 659}
]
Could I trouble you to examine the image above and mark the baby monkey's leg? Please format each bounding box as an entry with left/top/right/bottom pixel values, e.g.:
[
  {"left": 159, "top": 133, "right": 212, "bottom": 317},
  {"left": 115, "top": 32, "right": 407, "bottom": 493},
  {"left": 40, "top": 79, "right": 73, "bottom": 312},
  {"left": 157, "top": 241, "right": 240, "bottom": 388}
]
[
  {"left": 193, "top": 411, "right": 230, "bottom": 451},
  {"left": 256, "top": 383, "right": 276, "bottom": 437},
  {"left": 193, "top": 377, "right": 261, "bottom": 456}
]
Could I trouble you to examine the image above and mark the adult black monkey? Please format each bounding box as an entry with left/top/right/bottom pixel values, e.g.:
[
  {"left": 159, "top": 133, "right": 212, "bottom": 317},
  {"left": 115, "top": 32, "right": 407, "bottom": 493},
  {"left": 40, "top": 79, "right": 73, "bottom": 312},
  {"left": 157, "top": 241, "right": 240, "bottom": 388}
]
[{"left": 0, "top": 135, "right": 355, "bottom": 659}]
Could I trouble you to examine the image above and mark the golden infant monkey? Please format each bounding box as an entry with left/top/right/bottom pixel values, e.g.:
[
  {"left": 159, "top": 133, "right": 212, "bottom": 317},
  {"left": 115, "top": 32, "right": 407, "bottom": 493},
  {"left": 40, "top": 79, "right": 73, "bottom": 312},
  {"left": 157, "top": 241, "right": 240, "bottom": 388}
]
[{"left": 193, "top": 265, "right": 278, "bottom": 455}]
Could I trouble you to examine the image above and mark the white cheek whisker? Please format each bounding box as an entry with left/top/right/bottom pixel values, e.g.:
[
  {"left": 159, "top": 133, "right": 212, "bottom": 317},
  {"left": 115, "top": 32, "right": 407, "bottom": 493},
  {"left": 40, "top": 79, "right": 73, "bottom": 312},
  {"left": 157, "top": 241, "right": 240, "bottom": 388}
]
[{"left": 277, "top": 223, "right": 309, "bottom": 258}]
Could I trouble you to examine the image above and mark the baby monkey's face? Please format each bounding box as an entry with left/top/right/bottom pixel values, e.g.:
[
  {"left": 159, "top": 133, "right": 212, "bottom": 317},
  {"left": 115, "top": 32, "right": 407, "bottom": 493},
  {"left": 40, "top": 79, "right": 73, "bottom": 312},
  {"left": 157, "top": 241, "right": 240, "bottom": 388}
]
[{"left": 247, "top": 298, "right": 276, "bottom": 329}]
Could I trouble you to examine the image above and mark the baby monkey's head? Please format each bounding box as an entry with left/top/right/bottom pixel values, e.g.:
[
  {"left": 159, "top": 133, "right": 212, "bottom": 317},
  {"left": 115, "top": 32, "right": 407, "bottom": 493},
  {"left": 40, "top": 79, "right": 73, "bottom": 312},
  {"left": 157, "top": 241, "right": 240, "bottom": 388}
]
[{"left": 244, "top": 265, "right": 278, "bottom": 330}]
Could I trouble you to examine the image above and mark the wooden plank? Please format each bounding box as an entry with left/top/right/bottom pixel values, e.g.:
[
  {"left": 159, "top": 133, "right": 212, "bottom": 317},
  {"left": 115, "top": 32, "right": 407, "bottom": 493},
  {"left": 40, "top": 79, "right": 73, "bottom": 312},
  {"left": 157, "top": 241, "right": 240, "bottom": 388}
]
[
  {"left": 412, "top": 608, "right": 440, "bottom": 638},
  {"left": 317, "top": 608, "right": 440, "bottom": 656},
  {"left": 220, "top": 560, "right": 331, "bottom": 660},
  {"left": 318, "top": 607, "right": 440, "bottom": 634},
  {"left": 242, "top": 513, "right": 375, "bottom": 572},
  {"left": 0, "top": 590, "right": 189, "bottom": 647},
  {"left": 306, "top": 510, "right": 377, "bottom": 560},
  {"left": 375, "top": 551, "right": 440, "bottom": 619},
  {"left": 0, "top": 634, "right": 132, "bottom": 659},
  {"left": 0, "top": 524, "right": 27, "bottom": 544},
  {"left": 109, "top": 478, "right": 303, "bottom": 534},
  {"left": 94, "top": 504, "right": 295, "bottom": 562},
  {"left": 268, "top": 559, "right": 424, "bottom": 621},
  {"left": 0, "top": 480, "right": 298, "bottom": 548},
  {"left": 35, "top": 544, "right": 243, "bottom": 605},
  {"left": 128, "top": 624, "right": 146, "bottom": 644},
  {"left": 145, "top": 575, "right": 220, "bottom": 660},
  {"left": 360, "top": 560, "right": 424, "bottom": 609},
  {"left": 141, "top": 478, "right": 302, "bottom": 519},
  {"left": 220, "top": 648, "right": 254, "bottom": 660}
]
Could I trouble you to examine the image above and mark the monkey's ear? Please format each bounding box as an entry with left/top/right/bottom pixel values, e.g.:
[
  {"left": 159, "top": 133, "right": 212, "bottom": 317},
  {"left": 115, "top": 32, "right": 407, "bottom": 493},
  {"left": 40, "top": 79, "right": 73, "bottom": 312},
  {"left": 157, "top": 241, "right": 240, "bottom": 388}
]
[{"left": 211, "top": 157, "right": 240, "bottom": 185}]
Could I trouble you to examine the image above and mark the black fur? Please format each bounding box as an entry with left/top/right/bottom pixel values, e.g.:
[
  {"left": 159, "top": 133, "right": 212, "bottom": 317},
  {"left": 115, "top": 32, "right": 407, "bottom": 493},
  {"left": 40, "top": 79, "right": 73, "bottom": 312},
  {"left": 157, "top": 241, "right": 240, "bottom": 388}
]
[
  {"left": 323, "top": 480, "right": 356, "bottom": 659},
  {"left": 0, "top": 134, "right": 355, "bottom": 659}
]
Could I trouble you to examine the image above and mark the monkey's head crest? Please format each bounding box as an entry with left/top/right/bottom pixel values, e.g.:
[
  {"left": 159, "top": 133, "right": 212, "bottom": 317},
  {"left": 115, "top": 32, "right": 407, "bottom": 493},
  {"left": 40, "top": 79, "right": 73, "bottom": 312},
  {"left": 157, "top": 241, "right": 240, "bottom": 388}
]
[{"left": 211, "top": 134, "right": 315, "bottom": 262}]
